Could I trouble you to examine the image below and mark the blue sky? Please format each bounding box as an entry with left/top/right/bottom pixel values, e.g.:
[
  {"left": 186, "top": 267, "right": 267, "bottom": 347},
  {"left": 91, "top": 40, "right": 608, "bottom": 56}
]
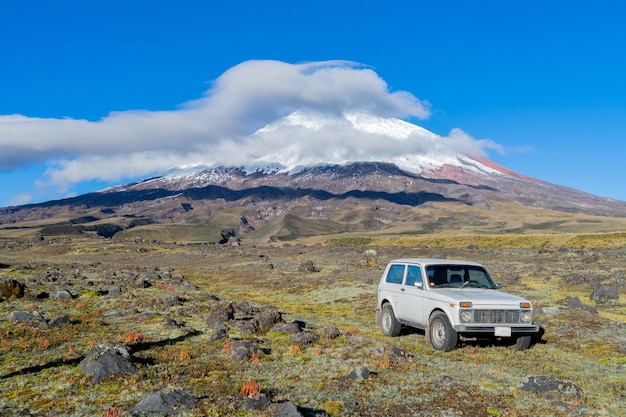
[{"left": 1, "top": 0, "right": 625, "bottom": 207}]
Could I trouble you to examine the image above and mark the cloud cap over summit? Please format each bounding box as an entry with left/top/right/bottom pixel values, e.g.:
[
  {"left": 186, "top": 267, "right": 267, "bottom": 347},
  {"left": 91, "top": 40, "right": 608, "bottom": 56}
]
[{"left": 0, "top": 60, "right": 497, "bottom": 202}]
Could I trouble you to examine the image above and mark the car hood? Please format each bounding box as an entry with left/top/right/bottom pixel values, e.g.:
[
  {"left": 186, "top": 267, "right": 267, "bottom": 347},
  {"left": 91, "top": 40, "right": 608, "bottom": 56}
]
[{"left": 429, "top": 289, "right": 530, "bottom": 307}]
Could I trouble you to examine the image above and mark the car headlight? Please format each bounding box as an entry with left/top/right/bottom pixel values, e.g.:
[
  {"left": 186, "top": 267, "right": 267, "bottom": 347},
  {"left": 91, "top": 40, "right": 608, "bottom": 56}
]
[
  {"left": 460, "top": 309, "right": 473, "bottom": 323},
  {"left": 520, "top": 310, "right": 533, "bottom": 324}
]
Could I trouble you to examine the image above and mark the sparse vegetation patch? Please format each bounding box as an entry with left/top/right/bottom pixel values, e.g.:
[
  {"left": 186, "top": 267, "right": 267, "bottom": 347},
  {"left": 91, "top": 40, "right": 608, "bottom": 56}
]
[{"left": 0, "top": 236, "right": 625, "bottom": 416}]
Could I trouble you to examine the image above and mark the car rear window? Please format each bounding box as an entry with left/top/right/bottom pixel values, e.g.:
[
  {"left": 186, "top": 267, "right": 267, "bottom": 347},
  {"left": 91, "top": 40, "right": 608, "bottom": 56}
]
[{"left": 385, "top": 264, "right": 405, "bottom": 284}]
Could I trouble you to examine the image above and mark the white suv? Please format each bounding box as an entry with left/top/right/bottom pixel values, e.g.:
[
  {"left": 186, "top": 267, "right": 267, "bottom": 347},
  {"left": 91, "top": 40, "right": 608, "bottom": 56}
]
[{"left": 376, "top": 258, "right": 539, "bottom": 351}]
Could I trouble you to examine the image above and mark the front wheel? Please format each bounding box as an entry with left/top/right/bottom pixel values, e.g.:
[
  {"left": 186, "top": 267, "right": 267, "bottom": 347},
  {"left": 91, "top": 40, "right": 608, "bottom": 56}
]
[
  {"left": 428, "top": 312, "right": 458, "bottom": 351},
  {"left": 380, "top": 304, "right": 401, "bottom": 337}
]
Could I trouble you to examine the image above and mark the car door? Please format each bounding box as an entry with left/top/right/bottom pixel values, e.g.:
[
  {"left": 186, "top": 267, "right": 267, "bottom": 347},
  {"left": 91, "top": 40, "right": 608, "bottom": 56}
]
[
  {"left": 380, "top": 263, "right": 407, "bottom": 317},
  {"left": 395, "top": 264, "right": 426, "bottom": 326}
]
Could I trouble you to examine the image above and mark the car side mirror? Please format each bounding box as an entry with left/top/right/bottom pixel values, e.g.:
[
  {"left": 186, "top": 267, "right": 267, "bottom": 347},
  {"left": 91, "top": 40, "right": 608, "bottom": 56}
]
[
  {"left": 415, "top": 282, "right": 423, "bottom": 289},
  {"left": 495, "top": 283, "right": 502, "bottom": 289}
]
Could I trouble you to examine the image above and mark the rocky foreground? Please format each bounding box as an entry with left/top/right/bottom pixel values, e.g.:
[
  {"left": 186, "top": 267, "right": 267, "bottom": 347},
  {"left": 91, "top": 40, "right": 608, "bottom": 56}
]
[{"left": 0, "top": 237, "right": 625, "bottom": 416}]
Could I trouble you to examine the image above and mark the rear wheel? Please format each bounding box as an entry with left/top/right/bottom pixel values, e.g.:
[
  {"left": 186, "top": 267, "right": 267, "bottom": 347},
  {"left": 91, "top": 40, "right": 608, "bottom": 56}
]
[
  {"left": 428, "top": 312, "right": 458, "bottom": 351},
  {"left": 380, "top": 303, "right": 401, "bottom": 337}
]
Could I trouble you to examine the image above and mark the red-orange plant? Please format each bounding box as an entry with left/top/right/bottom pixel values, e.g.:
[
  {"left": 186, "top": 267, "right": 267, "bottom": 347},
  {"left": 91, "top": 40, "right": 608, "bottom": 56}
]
[
  {"left": 223, "top": 340, "right": 233, "bottom": 352},
  {"left": 344, "top": 327, "right": 360, "bottom": 334},
  {"left": 121, "top": 331, "right": 147, "bottom": 345},
  {"left": 241, "top": 380, "right": 261, "bottom": 397},
  {"left": 104, "top": 406, "right": 121, "bottom": 417},
  {"left": 179, "top": 348, "right": 190, "bottom": 361}
]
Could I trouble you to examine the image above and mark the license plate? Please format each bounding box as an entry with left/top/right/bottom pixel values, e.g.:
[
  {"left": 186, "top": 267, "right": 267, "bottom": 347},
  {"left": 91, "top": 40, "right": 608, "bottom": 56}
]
[{"left": 495, "top": 327, "right": 511, "bottom": 337}]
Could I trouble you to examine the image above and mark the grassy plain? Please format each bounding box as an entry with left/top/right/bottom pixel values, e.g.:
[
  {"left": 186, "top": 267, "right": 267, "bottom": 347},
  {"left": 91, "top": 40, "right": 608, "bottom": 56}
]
[{"left": 0, "top": 234, "right": 624, "bottom": 416}]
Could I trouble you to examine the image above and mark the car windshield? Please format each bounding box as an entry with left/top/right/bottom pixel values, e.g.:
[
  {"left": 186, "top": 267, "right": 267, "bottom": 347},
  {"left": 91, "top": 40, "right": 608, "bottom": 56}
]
[{"left": 426, "top": 265, "right": 496, "bottom": 289}]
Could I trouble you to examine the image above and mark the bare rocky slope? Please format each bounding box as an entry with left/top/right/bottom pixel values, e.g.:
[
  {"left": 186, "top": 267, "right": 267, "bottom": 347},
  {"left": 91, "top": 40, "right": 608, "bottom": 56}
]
[{"left": 2, "top": 160, "right": 626, "bottom": 242}]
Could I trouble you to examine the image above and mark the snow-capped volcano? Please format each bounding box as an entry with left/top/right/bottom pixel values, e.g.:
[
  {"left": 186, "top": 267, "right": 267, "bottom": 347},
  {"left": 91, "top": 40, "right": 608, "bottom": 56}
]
[
  {"left": 249, "top": 109, "right": 502, "bottom": 176},
  {"left": 160, "top": 109, "right": 503, "bottom": 180},
  {"left": 109, "top": 108, "right": 624, "bottom": 219},
  {"left": 2, "top": 108, "right": 626, "bottom": 241}
]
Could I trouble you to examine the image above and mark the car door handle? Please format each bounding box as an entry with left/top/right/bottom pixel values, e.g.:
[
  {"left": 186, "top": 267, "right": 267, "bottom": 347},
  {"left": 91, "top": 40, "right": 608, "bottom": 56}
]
[{"left": 401, "top": 288, "right": 405, "bottom": 292}]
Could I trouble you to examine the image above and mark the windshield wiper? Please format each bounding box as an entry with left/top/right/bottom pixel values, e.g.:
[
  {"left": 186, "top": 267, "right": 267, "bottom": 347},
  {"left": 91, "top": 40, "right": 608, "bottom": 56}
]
[{"left": 462, "top": 281, "right": 488, "bottom": 288}]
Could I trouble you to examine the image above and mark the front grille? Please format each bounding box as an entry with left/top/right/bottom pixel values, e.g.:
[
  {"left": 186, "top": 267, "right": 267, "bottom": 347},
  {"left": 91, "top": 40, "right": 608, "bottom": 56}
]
[{"left": 473, "top": 310, "right": 520, "bottom": 324}]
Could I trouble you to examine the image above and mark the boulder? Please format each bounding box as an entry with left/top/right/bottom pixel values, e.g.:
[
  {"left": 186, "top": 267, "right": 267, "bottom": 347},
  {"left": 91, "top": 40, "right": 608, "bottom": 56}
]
[
  {"left": 370, "top": 342, "right": 407, "bottom": 363},
  {"left": 272, "top": 401, "right": 305, "bottom": 417},
  {"left": 519, "top": 375, "right": 585, "bottom": 404},
  {"left": 48, "top": 315, "right": 70, "bottom": 327},
  {"left": 254, "top": 306, "right": 282, "bottom": 333},
  {"left": 227, "top": 340, "right": 264, "bottom": 362},
  {"left": 0, "top": 279, "right": 25, "bottom": 300},
  {"left": 245, "top": 394, "right": 271, "bottom": 411},
  {"left": 9, "top": 310, "right": 46, "bottom": 327},
  {"left": 80, "top": 345, "right": 137, "bottom": 382},
  {"left": 322, "top": 325, "right": 341, "bottom": 340},
  {"left": 51, "top": 289, "right": 73, "bottom": 300},
  {"left": 565, "top": 296, "right": 598, "bottom": 314},
  {"left": 130, "top": 388, "right": 195, "bottom": 415},
  {"left": 237, "top": 319, "right": 259, "bottom": 335},
  {"left": 297, "top": 261, "right": 319, "bottom": 273},
  {"left": 346, "top": 366, "right": 371, "bottom": 381},
  {"left": 361, "top": 249, "right": 378, "bottom": 267},
  {"left": 290, "top": 331, "right": 319, "bottom": 346},
  {"left": 271, "top": 322, "right": 302, "bottom": 334},
  {"left": 590, "top": 286, "right": 619, "bottom": 304},
  {"left": 207, "top": 301, "right": 234, "bottom": 324},
  {"left": 210, "top": 328, "right": 228, "bottom": 342}
]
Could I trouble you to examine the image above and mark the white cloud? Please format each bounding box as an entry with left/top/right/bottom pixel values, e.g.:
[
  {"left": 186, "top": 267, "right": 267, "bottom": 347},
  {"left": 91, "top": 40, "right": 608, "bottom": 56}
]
[
  {"left": 442, "top": 128, "right": 505, "bottom": 156},
  {"left": 8, "top": 192, "right": 33, "bottom": 207},
  {"left": 0, "top": 59, "right": 496, "bottom": 197}
]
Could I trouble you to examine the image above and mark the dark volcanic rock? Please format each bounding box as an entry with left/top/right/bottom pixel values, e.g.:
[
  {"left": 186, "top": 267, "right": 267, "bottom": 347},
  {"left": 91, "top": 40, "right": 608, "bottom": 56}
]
[
  {"left": 210, "top": 328, "right": 229, "bottom": 342},
  {"left": 131, "top": 388, "right": 196, "bottom": 415},
  {"left": 565, "top": 296, "right": 598, "bottom": 314},
  {"left": 519, "top": 375, "right": 585, "bottom": 404},
  {"left": 322, "top": 325, "right": 341, "bottom": 340},
  {"left": 48, "top": 315, "right": 70, "bottom": 327},
  {"left": 254, "top": 306, "right": 282, "bottom": 333},
  {"left": 80, "top": 345, "right": 138, "bottom": 382},
  {"left": 590, "top": 285, "right": 619, "bottom": 304},
  {"left": 227, "top": 340, "right": 264, "bottom": 362},
  {"left": 272, "top": 401, "right": 305, "bottom": 417},
  {"left": 50, "top": 289, "right": 73, "bottom": 299},
  {"left": 290, "top": 331, "right": 319, "bottom": 346},
  {"left": 9, "top": 310, "right": 46, "bottom": 327},
  {"left": 298, "top": 261, "right": 319, "bottom": 273},
  {"left": 346, "top": 366, "right": 371, "bottom": 381},
  {"left": 370, "top": 342, "right": 407, "bottom": 363},
  {"left": 207, "top": 301, "right": 235, "bottom": 324},
  {"left": 271, "top": 322, "right": 303, "bottom": 334},
  {"left": 245, "top": 394, "right": 271, "bottom": 411}
]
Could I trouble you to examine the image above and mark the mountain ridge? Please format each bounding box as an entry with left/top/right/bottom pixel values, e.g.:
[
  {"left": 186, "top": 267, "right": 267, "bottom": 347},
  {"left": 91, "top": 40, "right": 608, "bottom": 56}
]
[{"left": 1, "top": 111, "right": 626, "bottom": 241}]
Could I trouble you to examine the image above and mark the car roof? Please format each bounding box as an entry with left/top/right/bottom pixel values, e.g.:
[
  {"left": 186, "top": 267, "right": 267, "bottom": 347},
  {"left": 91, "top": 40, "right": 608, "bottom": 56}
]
[{"left": 389, "top": 258, "right": 485, "bottom": 267}]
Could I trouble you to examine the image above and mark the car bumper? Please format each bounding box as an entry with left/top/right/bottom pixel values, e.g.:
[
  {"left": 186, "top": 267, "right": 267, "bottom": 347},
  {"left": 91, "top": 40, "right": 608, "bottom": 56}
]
[{"left": 453, "top": 324, "right": 540, "bottom": 333}]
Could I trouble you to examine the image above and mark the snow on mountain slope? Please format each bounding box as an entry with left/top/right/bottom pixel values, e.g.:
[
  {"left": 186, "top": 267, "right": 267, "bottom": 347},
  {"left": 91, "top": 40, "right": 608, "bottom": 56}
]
[
  {"left": 156, "top": 109, "right": 505, "bottom": 183},
  {"left": 107, "top": 109, "right": 624, "bottom": 218}
]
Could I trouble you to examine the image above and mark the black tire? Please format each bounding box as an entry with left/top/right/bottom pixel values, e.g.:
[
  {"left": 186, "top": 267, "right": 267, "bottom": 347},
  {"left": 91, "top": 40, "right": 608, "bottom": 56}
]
[
  {"left": 380, "top": 303, "right": 402, "bottom": 337},
  {"left": 428, "top": 312, "right": 458, "bottom": 351},
  {"left": 508, "top": 335, "right": 532, "bottom": 350}
]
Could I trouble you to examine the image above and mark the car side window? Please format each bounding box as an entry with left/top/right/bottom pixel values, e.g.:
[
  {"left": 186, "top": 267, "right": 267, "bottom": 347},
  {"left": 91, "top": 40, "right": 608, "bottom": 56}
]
[
  {"left": 405, "top": 265, "right": 423, "bottom": 287},
  {"left": 385, "top": 264, "right": 405, "bottom": 284}
]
